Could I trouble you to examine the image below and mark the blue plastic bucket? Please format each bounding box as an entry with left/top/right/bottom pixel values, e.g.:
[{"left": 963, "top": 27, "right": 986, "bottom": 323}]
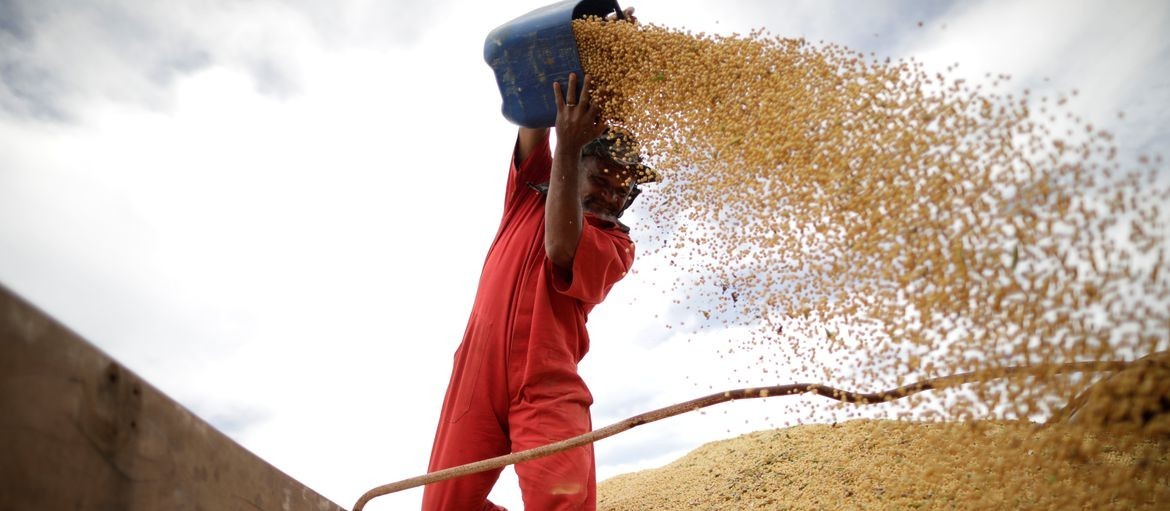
[{"left": 484, "top": 0, "right": 624, "bottom": 128}]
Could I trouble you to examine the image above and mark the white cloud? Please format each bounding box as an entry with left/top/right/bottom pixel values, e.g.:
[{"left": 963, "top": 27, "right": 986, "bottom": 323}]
[
  {"left": 0, "top": 0, "right": 455, "bottom": 119},
  {"left": 902, "top": 0, "right": 1170, "bottom": 152}
]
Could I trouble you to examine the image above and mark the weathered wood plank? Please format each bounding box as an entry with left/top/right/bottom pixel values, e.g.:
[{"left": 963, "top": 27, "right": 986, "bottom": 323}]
[{"left": 0, "top": 284, "right": 346, "bottom": 511}]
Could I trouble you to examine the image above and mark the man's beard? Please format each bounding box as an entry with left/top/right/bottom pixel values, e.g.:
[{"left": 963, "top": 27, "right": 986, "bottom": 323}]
[
  {"left": 584, "top": 202, "right": 630, "bottom": 233},
  {"left": 583, "top": 200, "right": 619, "bottom": 222},
  {"left": 528, "top": 182, "right": 630, "bottom": 233}
]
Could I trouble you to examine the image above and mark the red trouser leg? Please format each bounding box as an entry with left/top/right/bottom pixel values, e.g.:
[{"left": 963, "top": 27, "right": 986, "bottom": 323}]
[
  {"left": 423, "top": 335, "right": 511, "bottom": 511},
  {"left": 421, "top": 407, "right": 509, "bottom": 511},
  {"left": 510, "top": 395, "right": 597, "bottom": 511}
]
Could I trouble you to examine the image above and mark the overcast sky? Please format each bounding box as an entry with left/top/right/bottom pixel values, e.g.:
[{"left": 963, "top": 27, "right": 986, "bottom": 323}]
[{"left": 2, "top": 0, "right": 1168, "bottom": 509}]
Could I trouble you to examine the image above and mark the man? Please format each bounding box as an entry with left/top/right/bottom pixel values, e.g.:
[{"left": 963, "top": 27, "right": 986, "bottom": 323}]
[{"left": 421, "top": 70, "right": 658, "bottom": 511}]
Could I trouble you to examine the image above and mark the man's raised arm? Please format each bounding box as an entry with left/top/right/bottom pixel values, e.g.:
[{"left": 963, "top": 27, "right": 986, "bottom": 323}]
[{"left": 545, "top": 73, "right": 605, "bottom": 278}]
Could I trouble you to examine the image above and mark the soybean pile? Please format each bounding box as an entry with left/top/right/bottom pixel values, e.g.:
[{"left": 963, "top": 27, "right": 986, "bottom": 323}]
[
  {"left": 598, "top": 420, "right": 1170, "bottom": 510},
  {"left": 573, "top": 18, "right": 1169, "bottom": 508}
]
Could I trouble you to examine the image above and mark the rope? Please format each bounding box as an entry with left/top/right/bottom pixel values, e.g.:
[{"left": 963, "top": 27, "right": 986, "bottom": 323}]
[{"left": 352, "top": 360, "right": 1129, "bottom": 510}]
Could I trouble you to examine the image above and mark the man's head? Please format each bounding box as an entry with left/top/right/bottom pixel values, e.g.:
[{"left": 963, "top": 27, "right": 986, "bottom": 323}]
[{"left": 579, "top": 128, "right": 660, "bottom": 221}]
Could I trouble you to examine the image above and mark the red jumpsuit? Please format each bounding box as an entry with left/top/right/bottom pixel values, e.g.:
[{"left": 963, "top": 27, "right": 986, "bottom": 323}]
[{"left": 422, "top": 134, "right": 635, "bottom": 511}]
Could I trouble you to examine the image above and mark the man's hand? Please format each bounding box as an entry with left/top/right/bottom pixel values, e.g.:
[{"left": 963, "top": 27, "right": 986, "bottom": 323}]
[
  {"left": 553, "top": 73, "right": 605, "bottom": 153},
  {"left": 605, "top": 6, "right": 637, "bottom": 23}
]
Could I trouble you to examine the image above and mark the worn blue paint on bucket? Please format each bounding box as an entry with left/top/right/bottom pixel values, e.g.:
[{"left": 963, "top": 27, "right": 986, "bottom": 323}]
[{"left": 484, "top": 0, "right": 624, "bottom": 128}]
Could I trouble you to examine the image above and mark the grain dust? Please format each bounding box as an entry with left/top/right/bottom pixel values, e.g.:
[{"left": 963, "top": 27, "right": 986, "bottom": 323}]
[{"left": 572, "top": 17, "right": 1169, "bottom": 508}]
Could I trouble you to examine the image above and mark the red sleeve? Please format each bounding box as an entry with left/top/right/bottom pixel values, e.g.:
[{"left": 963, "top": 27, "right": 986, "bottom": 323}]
[
  {"left": 505, "top": 134, "right": 552, "bottom": 207},
  {"left": 549, "top": 225, "right": 635, "bottom": 305}
]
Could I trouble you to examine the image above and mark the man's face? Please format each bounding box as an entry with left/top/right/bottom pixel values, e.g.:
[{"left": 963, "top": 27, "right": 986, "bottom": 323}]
[{"left": 580, "top": 155, "right": 634, "bottom": 220}]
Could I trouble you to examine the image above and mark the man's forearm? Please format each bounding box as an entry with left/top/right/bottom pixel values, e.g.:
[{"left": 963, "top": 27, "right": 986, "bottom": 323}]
[{"left": 545, "top": 145, "right": 583, "bottom": 274}]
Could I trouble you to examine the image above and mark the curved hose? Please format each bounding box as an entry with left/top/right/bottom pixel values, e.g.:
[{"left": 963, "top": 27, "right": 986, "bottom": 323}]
[{"left": 353, "top": 360, "right": 1129, "bottom": 510}]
